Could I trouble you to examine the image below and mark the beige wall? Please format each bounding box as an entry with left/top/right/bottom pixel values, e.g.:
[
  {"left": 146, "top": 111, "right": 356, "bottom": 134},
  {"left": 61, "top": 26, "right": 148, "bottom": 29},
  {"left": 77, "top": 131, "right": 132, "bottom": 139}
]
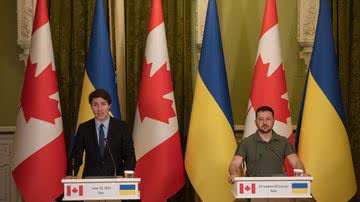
[
  {"left": 217, "top": 0, "right": 307, "bottom": 125},
  {"left": 0, "top": 1, "right": 24, "bottom": 126}
]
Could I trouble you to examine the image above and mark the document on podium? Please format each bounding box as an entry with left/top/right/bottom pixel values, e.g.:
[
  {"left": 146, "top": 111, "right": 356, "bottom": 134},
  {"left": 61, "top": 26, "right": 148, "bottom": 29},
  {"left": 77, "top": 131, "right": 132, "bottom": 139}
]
[
  {"left": 232, "top": 176, "right": 313, "bottom": 199},
  {"left": 62, "top": 178, "right": 141, "bottom": 201}
]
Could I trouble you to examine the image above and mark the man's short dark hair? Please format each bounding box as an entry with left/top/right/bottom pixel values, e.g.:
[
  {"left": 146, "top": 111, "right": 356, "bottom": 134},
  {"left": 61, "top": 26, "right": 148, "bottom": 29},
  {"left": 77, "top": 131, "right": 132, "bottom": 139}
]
[
  {"left": 256, "top": 106, "right": 274, "bottom": 118},
  {"left": 88, "top": 89, "right": 112, "bottom": 105}
]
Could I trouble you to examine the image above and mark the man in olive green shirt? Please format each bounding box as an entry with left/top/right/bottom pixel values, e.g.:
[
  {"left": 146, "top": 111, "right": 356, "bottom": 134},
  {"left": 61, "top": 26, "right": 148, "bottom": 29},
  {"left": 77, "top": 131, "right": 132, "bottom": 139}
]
[{"left": 228, "top": 106, "right": 305, "bottom": 181}]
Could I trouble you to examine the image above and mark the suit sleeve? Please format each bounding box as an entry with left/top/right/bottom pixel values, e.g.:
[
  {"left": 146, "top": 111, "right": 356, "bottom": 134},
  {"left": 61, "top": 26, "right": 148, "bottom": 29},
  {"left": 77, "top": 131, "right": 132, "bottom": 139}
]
[
  {"left": 121, "top": 123, "right": 136, "bottom": 170},
  {"left": 68, "top": 125, "right": 85, "bottom": 175}
]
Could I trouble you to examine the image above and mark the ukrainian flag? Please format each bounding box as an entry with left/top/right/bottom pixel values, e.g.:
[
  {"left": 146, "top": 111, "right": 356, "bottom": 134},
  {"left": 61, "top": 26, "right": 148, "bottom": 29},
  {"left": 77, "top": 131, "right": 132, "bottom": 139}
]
[
  {"left": 72, "top": 0, "right": 121, "bottom": 176},
  {"left": 119, "top": 184, "right": 136, "bottom": 195},
  {"left": 184, "top": 0, "right": 237, "bottom": 201},
  {"left": 291, "top": 183, "right": 308, "bottom": 194},
  {"left": 297, "top": 0, "right": 357, "bottom": 201}
]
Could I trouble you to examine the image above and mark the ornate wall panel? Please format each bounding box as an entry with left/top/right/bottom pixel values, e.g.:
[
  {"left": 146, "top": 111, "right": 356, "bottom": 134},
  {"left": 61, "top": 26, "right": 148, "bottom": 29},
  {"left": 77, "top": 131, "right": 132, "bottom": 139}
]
[
  {"left": 297, "top": 0, "right": 319, "bottom": 67},
  {"left": 0, "top": 128, "right": 22, "bottom": 202},
  {"left": 17, "top": 0, "right": 36, "bottom": 63}
]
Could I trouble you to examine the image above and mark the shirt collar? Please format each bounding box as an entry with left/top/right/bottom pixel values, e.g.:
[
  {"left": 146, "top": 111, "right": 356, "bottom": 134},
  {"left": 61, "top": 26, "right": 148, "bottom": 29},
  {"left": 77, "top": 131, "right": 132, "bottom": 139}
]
[{"left": 95, "top": 117, "right": 110, "bottom": 129}]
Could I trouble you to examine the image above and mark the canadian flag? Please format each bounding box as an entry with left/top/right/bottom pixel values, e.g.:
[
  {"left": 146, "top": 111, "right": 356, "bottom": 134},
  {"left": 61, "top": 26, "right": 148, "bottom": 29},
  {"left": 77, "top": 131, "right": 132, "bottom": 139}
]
[
  {"left": 243, "top": 0, "right": 294, "bottom": 175},
  {"left": 132, "top": 0, "right": 185, "bottom": 201},
  {"left": 11, "top": 0, "right": 67, "bottom": 201},
  {"left": 66, "top": 185, "right": 84, "bottom": 197},
  {"left": 239, "top": 183, "right": 256, "bottom": 194}
]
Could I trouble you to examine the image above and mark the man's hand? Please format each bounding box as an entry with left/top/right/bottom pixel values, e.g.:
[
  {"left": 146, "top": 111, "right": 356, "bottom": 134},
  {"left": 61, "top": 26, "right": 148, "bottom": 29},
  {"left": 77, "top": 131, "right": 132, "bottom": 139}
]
[
  {"left": 287, "top": 154, "right": 305, "bottom": 173},
  {"left": 228, "top": 155, "right": 244, "bottom": 184},
  {"left": 228, "top": 174, "right": 237, "bottom": 184}
]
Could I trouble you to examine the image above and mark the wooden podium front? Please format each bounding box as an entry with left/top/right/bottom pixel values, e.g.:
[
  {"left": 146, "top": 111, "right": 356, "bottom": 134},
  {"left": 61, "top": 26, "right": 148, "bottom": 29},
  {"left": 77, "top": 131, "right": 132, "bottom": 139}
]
[
  {"left": 61, "top": 178, "right": 141, "bottom": 201},
  {"left": 232, "top": 176, "right": 313, "bottom": 199}
]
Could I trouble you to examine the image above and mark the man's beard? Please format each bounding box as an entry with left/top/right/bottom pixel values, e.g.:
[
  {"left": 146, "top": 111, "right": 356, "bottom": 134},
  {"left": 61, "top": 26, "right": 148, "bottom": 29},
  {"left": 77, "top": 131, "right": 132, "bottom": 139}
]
[{"left": 259, "top": 125, "right": 271, "bottom": 133}]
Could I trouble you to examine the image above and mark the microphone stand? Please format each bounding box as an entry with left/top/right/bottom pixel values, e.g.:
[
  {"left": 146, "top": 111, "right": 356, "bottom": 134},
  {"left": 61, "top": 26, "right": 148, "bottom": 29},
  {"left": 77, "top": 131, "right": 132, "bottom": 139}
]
[
  {"left": 105, "top": 139, "right": 117, "bottom": 177},
  {"left": 72, "top": 158, "right": 75, "bottom": 176}
]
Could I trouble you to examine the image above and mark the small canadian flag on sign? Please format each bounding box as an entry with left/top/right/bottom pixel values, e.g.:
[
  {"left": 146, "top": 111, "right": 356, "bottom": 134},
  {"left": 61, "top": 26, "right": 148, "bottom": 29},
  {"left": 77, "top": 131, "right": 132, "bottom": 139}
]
[
  {"left": 66, "top": 185, "right": 84, "bottom": 196},
  {"left": 239, "top": 183, "right": 256, "bottom": 194}
]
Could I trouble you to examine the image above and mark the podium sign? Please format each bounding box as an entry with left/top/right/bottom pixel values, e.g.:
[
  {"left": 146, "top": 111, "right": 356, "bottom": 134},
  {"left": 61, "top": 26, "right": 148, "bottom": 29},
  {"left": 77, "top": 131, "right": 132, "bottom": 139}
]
[
  {"left": 233, "top": 176, "right": 313, "bottom": 199},
  {"left": 62, "top": 178, "right": 141, "bottom": 200}
]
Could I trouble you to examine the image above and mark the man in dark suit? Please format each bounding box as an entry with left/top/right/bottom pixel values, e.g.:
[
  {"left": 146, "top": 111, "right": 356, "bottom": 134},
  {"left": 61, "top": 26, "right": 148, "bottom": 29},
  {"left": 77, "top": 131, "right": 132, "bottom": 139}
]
[{"left": 69, "top": 89, "right": 136, "bottom": 177}]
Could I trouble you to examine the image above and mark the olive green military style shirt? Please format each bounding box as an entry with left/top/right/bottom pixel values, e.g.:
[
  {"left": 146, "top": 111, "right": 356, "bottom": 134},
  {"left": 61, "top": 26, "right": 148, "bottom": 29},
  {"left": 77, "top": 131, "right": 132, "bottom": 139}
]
[{"left": 235, "top": 130, "right": 295, "bottom": 177}]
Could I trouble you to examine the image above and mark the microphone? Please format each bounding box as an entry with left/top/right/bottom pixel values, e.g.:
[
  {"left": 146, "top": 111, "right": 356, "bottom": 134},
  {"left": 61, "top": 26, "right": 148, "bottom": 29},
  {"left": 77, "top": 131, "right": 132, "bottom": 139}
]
[
  {"left": 104, "top": 138, "right": 117, "bottom": 177},
  {"left": 72, "top": 157, "right": 75, "bottom": 176}
]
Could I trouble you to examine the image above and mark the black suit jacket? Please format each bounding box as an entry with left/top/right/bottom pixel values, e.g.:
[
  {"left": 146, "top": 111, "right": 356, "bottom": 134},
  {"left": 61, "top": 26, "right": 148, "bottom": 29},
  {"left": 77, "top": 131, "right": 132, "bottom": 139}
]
[{"left": 69, "top": 117, "right": 136, "bottom": 177}]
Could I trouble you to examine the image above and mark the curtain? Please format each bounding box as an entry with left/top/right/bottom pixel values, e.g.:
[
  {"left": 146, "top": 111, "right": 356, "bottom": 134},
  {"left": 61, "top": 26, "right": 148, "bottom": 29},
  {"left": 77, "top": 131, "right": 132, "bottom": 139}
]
[
  {"left": 125, "top": 1, "right": 194, "bottom": 201},
  {"left": 48, "top": 0, "right": 360, "bottom": 201},
  {"left": 125, "top": 0, "right": 193, "bottom": 143},
  {"left": 332, "top": 1, "right": 360, "bottom": 201},
  {"left": 109, "top": 0, "right": 127, "bottom": 119},
  {"left": 48, "top": 0, "right": 98, "bottom": 147},
  {"left": 49, "top": 0, "right": 195, "bottom": 200}
]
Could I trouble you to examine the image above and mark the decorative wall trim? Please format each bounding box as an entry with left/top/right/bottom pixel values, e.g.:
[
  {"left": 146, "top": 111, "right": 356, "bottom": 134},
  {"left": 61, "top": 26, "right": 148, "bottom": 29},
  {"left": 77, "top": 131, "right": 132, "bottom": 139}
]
[
  {"left": 196, "top": 0, "right": 208, "bottom": 50},
  {"left": 0, "top": 135, "right": 22, "bottom": 202},
  {"left": 0, "top": 127, "right": 15, "bottom": 134},
  {"left": 297, "top": 0, "right": 319, "bottom": 67},
  {"left": 17, "top": 0, "right": 36, "bottom": 63},
  {"left": 234, "top": 124, "right": 297, "bottom": 143},
  {"left": 234, "top": 125, "right": 297, "bottom": 132}
]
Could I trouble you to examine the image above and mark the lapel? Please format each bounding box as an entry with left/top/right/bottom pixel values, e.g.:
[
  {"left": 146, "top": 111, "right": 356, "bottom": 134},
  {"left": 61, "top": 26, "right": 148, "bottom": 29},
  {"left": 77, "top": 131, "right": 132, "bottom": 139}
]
[
  {"left": 90, "top": 119, "right": 99, "bottom": 147},
  {"left": 106, "top": 117, "right": 115, "bottom": 143},
  {"left": 90, "top": 119, "right": 102, "bottom": 159}
]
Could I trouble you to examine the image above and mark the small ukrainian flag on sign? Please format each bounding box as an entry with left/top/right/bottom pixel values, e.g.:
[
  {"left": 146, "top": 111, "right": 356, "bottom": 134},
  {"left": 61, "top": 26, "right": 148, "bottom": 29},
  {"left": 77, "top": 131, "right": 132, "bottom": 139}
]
[
  {"left": 119, "top": 184, "right": 136, "bottom": 195},
  {"left": 291, "top": 183, "right": 308, "bottom": 194}
]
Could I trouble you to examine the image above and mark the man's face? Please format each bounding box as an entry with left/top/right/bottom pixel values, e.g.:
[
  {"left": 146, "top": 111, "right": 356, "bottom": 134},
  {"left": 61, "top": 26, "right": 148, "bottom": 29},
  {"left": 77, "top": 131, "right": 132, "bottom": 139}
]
[
  {"left": 255, "top": 111, "right": 274, "bottom": 134},
  {"left": 90, "top": 97, "right": 111, "bottom": 122}
]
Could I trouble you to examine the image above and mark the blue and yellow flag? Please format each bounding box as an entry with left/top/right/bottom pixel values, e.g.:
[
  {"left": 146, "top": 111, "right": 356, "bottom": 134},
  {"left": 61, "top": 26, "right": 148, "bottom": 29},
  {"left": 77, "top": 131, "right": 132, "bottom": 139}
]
[
  {"left": 184, "top": 0, "right": 237, "bottom": 201},
  {"left": 296, "top": 0, "right": 357, "bottom": 201},
  {"left": 73, "top": 0, "right": 121, "bottom": 176}
]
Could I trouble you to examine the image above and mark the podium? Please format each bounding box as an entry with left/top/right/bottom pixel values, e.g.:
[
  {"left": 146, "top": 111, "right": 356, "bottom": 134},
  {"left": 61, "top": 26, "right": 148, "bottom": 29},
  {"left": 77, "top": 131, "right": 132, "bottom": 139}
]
[
  {"left": 232, "top": 176, "right": 313, "bottom": 199},
  {"left": 61, "top": 178, "right": 141, "bottom": 201}
]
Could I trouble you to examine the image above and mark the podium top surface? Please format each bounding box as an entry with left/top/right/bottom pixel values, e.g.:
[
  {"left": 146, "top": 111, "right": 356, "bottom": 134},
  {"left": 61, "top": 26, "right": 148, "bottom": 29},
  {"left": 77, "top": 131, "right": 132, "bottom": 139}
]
[
  {"left": 233, "top": 176, "right": 313, "bottom": 181},
  {"left": 61, "top": 177, "right": 141, "bottom": 183}
]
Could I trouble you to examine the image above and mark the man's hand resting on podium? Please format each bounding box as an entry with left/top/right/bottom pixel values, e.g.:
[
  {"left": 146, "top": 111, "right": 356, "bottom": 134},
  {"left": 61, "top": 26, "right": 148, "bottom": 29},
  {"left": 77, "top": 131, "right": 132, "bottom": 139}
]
[
  {"left": 228, "top": 155, "right": 244, "bottom": 184},
  {"left": 228, "top": 174, "right": 237, "bottom": 184}
]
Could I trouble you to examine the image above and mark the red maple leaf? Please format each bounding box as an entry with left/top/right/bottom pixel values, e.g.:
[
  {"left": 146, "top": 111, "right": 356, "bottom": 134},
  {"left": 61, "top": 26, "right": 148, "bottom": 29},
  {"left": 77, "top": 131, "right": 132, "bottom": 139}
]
[
  {"left": 21, "top": 58, "right": 61, "bottom": 124},
  {"left": 71, "top": 187, "right": 79, "bottom": 193},
  {"left": 250, "top": 55, "right": 290, "bottom": 123},
  {"left": 138, "top": 59, "right": 176, "bottom": 123}
]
